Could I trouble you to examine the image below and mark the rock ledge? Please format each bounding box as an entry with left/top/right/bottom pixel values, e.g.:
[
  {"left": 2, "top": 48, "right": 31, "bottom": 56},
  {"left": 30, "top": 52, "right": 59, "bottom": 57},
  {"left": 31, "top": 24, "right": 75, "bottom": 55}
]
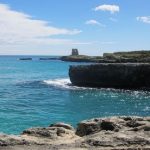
[
  {"left": 69, "top": 63, "right": 150, "bottom": 89},
  {"left": 0, "top": 116, "right": 149, "bottom": 150}
]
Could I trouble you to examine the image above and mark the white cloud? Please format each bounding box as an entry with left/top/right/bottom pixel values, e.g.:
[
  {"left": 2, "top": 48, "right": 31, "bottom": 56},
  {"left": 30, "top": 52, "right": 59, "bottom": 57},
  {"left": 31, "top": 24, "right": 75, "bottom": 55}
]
[
  {"left": 95, "top": 4, "right": 119, "bottom": 14},
  {"left": 100, "top": 41, "right": 117, "bottom": 45},
  {"left": 85, "top": 20, "right": 105, "bottom": 27},
  {"left": 136, "top": 16, "right": 150, "bottom": 24},
  {"left": 0, "top": 3, "right": 81, "bottom": 46},
  {"left": 109, "top": 17, "right": 118, "bottom": 22}
]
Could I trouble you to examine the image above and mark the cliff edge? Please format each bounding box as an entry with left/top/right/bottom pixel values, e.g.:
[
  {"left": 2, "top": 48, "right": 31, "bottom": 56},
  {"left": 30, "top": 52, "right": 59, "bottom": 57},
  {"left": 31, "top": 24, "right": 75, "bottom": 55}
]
[
  {"left": 69, "top": 63, "right": 150, "bottom": 89},
  {"left": 61, "top": 50, "right": 150, "bottom": 63}
]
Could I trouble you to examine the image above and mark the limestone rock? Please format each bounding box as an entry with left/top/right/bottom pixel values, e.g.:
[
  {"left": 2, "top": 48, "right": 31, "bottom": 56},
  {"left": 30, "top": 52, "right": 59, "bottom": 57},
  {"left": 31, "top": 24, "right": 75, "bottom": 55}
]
[
  {"left": 69, "top": 63, "right": 150, "bottom": 89},
  {"left": 22, "top": 126, "right": 74, "bottom": 139},
  {"left": 0, "top": 134, "right": 29, "bottom": 146},
  {"left": 49, "top": 122, "right": 74, "bottom": 130},
  {"left": 76, "top": 117, "right": 121, "bottom": 136},
  {"left": 76, "top": 116, "right": 150, "bottom": 149},
  {"left": 0, "top": 117, "right": 149, "bottom": 150}
]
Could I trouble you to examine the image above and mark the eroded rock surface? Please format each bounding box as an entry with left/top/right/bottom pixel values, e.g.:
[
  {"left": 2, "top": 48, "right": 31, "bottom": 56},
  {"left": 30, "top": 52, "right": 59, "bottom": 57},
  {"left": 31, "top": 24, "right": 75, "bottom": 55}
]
[
  {"left": 69, "top": 63, "right": 150, "bottom": 89},
  {"left": 0, "top": 116, "right": 149, "bottom": 150},
  {"left": 76, "top": 116, "right": 150, "bottom": 149}
]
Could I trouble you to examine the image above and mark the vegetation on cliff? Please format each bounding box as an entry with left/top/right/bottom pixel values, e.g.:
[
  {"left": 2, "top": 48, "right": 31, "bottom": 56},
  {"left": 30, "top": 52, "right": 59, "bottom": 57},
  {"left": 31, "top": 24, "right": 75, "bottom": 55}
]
[{"left": 61, "top": 50, "right": 150, "bottom": 63}]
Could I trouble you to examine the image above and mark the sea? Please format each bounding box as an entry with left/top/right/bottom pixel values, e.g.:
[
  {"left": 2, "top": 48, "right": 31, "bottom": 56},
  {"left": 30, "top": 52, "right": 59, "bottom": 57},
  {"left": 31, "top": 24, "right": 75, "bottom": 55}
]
[{"left": 0, "top": 55, "right": 149, "bottom": 134}]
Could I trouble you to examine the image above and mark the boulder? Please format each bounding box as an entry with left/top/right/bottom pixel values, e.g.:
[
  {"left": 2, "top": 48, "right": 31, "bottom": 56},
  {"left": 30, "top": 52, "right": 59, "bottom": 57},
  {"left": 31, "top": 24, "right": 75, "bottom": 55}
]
[
  {"left": 76, "top": 117, "right": 121, "bottom": 136},
  {"left": 79, "top": 116, "right": 150, "bottom": 148}
]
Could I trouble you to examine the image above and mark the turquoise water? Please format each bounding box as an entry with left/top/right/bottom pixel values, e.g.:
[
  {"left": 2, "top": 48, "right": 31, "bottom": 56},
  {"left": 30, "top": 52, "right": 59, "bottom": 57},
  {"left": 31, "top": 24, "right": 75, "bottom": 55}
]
[{"left": 0, "top": 56, "right": 150, "bottom": 134}]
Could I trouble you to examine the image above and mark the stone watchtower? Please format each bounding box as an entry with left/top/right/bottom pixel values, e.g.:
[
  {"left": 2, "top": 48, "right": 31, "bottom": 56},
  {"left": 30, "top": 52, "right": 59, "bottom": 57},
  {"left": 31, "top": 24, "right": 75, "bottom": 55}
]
[{"left": 71, "top": 49, "right": 79, "bottom": 56}]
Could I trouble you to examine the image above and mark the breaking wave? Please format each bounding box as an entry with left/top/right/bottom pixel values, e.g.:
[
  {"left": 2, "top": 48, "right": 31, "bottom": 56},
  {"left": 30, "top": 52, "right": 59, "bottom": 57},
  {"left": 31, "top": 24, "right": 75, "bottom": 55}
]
[{"left": 43, "top": 78, "right": 94, "bottom": 90}]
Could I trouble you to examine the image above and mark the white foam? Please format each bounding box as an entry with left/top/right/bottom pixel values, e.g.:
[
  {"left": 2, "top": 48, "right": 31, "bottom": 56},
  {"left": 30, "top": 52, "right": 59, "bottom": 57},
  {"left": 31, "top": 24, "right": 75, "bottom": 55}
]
[
  {"left": 43, "top": 78, "right": 94, "bottom": 90},
  {"left": 43, "top": 78, "right": 71, "bottom": 89}
]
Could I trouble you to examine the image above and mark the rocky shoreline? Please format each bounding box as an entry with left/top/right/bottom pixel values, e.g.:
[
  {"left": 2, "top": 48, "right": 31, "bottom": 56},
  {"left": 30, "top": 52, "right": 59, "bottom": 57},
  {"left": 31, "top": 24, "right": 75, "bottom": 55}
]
[
  {"left": 61, "top": 50, "right": 150, "bottom": 63},
  {"left": 69, "top": 63, "right": 150, "bottom": 89},
  {"left": 0, "top": 116, "right": 150, "bottom": 150}
]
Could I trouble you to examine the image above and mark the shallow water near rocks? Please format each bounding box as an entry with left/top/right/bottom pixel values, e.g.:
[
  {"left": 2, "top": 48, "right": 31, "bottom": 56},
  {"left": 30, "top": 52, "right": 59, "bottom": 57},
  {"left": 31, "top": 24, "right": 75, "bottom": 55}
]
[{"left": 0, "top": 56, "right": 149, "bottom": 134}]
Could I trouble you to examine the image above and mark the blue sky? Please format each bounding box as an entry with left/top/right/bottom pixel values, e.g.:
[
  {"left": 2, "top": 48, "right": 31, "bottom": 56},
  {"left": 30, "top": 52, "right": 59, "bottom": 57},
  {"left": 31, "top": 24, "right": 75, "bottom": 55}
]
[{"left": 0, "top": 0, "right": 149, "bottom": 55}]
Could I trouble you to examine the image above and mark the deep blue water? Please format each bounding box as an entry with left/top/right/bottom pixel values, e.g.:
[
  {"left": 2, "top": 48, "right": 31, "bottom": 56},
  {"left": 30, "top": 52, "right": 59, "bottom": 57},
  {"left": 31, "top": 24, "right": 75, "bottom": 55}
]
[{"left": 0, "top": 56, "right": 149, "bottom": 134}]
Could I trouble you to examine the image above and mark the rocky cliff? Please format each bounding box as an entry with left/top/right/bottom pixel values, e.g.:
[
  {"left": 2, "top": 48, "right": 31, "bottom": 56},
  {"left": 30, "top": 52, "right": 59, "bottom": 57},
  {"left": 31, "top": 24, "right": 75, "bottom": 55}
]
[
  {"left": 69, "top": 63, "right": 150, "bottom": 89},
  {"left": 61, "top": 50, "right": 150, "bottom": 63},
  {"left": 0, "top": 116, "right": 150, "bottom": 150},
  {"left": 60, "top": 55, "right": 103, "bottom": 62}
]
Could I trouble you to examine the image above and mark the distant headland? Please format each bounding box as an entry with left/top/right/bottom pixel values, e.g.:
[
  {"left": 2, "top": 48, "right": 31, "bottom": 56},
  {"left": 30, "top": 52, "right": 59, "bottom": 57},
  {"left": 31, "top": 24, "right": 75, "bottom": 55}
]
[
  {"left": 18, "top": 49, "right": 150, "bottom": 63},
  {"left": 65, "top": 49, "right": 150, "bottom": 89},
  {"left": 60, "top": 49, "right": 150, "bottom": 63}
]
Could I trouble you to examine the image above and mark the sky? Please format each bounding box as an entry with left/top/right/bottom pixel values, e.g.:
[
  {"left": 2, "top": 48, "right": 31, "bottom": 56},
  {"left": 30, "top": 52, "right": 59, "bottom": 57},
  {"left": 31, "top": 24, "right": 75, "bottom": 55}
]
[{"left": 0, "top": 0, "right": 149, "bottom": 56}]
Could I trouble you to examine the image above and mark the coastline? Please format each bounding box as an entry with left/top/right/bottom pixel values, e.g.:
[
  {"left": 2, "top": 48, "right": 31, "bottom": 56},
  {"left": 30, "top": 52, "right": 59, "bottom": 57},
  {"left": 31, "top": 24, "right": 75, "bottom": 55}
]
[
  {"left": 69, "top": 63, "right": 150, "bottom": 89},
  {"left": 0, "top": 116, "right": 149, "bottom": 150},
  {"left": 0, "top": 54, "right": 149, "bottom": 150},
  {"left": 0, "top": 0, "right": 150, "bottom": 149},
  {"left": 60, "top": 50, "right": 150, "bottom": 63}
]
